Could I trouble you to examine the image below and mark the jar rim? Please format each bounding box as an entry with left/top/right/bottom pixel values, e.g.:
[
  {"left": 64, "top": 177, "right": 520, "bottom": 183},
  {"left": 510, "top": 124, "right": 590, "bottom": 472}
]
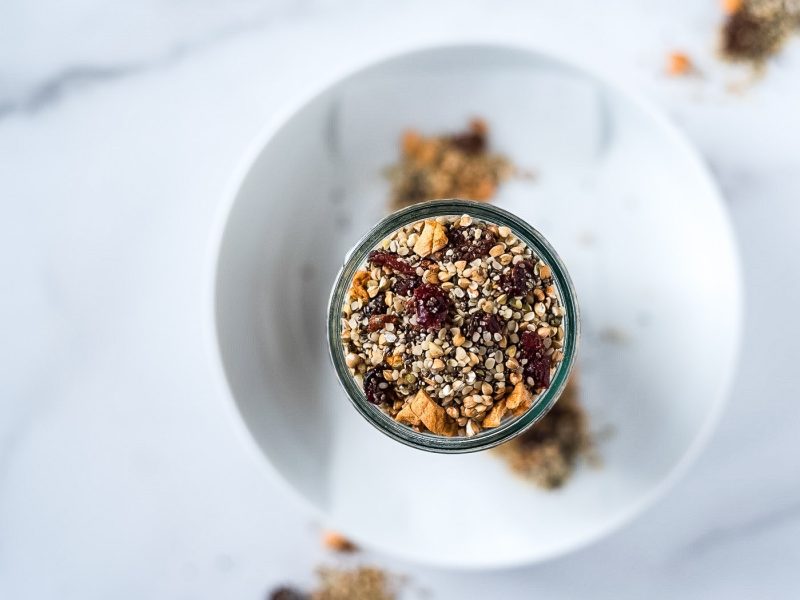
[{"left": 327, "top": 199, "right": 580, "bottom": 453}]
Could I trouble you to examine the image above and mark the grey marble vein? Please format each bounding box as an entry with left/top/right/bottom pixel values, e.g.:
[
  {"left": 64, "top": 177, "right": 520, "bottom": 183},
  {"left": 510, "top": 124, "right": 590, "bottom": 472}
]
[
  {"left": 0, "top": 10, "right": 282, "bottom": 121},
  {"left": 680, "top": 499, "right": 800, "bottom": 557},
  {"left": 0, "top": 63, "right": 150, "bottom": 118}
]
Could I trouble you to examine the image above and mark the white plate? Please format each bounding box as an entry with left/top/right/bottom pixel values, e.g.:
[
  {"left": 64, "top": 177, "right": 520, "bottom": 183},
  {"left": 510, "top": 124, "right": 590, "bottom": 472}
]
[{"left": 210, "top": 43, "right": 742, "bottom": 568}]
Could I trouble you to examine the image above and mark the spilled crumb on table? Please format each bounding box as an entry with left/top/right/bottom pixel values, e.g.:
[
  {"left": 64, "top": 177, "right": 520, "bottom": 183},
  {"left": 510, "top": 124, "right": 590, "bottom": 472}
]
[
  {"left": 321, "top": 530, "right": 358, "bottom": 553},
  {"left": 492, "top": 375, "right": 595, "bottom": 490},
  {"left": 386, "top": 118, "right": 518, "bottom": 211},
  {"left": 720, "top": 0, "right": 800, "bottom": 66},
  {"left": 313, "top": 566, "right": 398, "bottom": 600},
  {"left": 662, "top": 1, "right": 799, "bottom": 87},
  {"left": 268, "top": 566, "right": 399, "bottom": 600},
  {"left": 666, "top": 51, "right": 696, "bottom": 76}
]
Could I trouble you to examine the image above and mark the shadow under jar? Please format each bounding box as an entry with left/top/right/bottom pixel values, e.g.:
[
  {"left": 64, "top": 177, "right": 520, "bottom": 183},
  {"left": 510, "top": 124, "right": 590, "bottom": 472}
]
[{"left": 328, "top": 199, "right": 580, "bottom": 453}]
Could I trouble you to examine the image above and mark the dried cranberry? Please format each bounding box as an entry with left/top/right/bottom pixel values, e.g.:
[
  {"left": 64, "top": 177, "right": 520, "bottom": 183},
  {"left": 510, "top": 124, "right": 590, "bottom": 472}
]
[
  {"left": 363, "top": 295, "right": 387, "bottom": 317},
  {"left": 368, "top": 250, "right": 416, "bottom": 277},
  {"left": 520, "top": 330, "right": 544, "bottom": 358},
  {"left": 367, "top": 314, "right": 397, "bottom": 332},
  {"left": 411, "top": 283, "right": 450, "bottom": 330},
  {"left": 519, "top": 330, "right": 551, "bottom": 389},
  {"left": 363, "top": 368, "right": 395, "bottom": 405},
  {"left": 451, "top": 226, "right": 497, "bottom": 262},
  {"left": 465, "top": 312, "right": 503, "bottom": 338},
  {"left": 525, "top": 356, "right": 551, "bottom": 389},
  {"left": 501, "top": 259, "right": 536, "bottom": 296},
  {"left": 394, "top": 275, "right": 421, "bottom": 296}
]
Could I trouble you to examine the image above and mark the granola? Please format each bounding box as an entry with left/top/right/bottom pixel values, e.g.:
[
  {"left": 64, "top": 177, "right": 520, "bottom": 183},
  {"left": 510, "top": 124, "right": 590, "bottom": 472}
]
[
  {"left": 386, "top": 119, "right": 515, "bottom": 210},
  {"left": 341, "top": 214, "right": 566, "bottom": 437}
]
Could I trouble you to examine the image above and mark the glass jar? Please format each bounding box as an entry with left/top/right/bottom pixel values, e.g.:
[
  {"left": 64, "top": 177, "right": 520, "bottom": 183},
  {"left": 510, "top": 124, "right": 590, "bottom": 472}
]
[{"left": 327, "top": 199, "right": 580, "bottom": 453}]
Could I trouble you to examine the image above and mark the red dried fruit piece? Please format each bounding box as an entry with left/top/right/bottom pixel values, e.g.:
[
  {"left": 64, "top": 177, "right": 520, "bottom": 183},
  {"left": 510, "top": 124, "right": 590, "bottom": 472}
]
[
  {"left": 501, "top": 259, "right": 536, "bottom": 296},
  {"left": 368, "top": 250, "right": 416, "bottom": 277},
  {"left": 412, "top": 283, "right": 450, "bottom": 330},
  {"left": 451, "top": 226, "right": 497, "bottom": 262},
  {"left": 363, "top": 368, "right": 395, "bottom": 405},
  {"left": 465, "top": 312, "right": 503, "bottom": 338},
  {"left": 526, "top": 356, "right": 551, "bottom": 389},
  {"left": 519, "top": 330, "right": 551, "bottom": 389},
  {"left": 394, "top": 275, "right": 421, "bottom": 296},
  {"left": 367, "top": 314, "right": 397, "bottom": 332},
  {"left": 520, "top": 330, "right": 544, "bottom": 358},
  {"left": 363, "top": 295, "right": 387, "bottom": 317}
]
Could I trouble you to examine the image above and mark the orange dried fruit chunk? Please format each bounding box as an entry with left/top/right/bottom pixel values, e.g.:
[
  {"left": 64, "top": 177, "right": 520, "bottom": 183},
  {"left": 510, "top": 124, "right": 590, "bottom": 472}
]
[
  {"left": 386, "top": 354, "right": 404, "bottom": 368},
  {"left": 413, "top": 220, "right": 448, "bottom": 257},
  {"left": 350, "top": 270, "right": 370, "bottom": 301},
  {"left": 506, "top": 382, "right": 534, "bottom": 411},
  {"left": 409, "top": 389, "right": 457, "bottom": 436},
  {"left": 395, "top": 403, "right": 421, "bottom": 426},
  {"left": 666, "top": 51, "right": 693, "bottom": 76},
  {"left": 322, "top": 530, "right": 358, "bottom": 553},
  {"left": 483, "top": 399, "right": 507, "bottom": 428},
  {"left": 431, "top": 221, "right": 449, "bottom": 253}
]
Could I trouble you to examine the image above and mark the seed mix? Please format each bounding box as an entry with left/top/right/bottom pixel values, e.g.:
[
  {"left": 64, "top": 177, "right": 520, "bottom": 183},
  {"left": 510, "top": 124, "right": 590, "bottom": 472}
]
[{"left": 341, "top": 214, "right": 565, "bottom": 437}]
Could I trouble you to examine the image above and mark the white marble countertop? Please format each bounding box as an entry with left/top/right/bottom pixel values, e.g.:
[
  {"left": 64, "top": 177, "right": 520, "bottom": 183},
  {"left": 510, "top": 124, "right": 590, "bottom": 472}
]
[{"left": 2, "top": 1, "right": 800, "bottom": 598}]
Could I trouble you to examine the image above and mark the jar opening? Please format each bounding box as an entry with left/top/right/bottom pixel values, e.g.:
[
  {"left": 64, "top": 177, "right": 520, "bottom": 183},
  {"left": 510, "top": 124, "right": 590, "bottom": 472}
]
[{"left": 327, "top": 199, "right": 580, "bottom": 453}]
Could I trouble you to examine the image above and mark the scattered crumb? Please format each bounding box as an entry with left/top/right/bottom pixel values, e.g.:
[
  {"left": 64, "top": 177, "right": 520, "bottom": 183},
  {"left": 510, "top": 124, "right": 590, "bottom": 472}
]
[
  {"left": 720, "top": 0, "right": 800, "bottom": 66},
  {"left": 386, "top": 118, "right": 517, "bottom": 210},
  {"left": 321, "top": 531, "right": 358, "bottom": 553},
  {"left": 492, "top": 376, "right": 593, "bottom": 489},
  {"left": 313, "top": 566, "right": 397, "bottom": 600},
  {"left": 269, "top": 566, "right": 399, "bottom": 600},
  {"left": 666, "top": 51, "right": 695, "bottom": 76}
]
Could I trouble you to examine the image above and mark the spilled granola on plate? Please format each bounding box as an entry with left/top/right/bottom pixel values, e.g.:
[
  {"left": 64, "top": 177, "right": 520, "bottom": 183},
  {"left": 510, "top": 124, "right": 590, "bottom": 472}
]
[
  {"left": 492, "top": 375, "right": 593, "bottom": 489},
  {"left": 387, "top": 118, "right": 516, "bottom": 210}
]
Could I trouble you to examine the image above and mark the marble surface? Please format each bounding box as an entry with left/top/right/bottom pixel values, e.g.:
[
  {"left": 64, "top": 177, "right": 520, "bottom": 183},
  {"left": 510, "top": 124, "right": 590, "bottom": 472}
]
[{"left": 2, "top": 0, "right": 800, "bottom": 598}]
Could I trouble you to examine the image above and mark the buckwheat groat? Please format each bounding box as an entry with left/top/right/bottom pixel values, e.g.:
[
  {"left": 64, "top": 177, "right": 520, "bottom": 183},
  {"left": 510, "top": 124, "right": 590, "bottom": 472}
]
[{"left": 340, "top": 215, "right": 566, "bottom": 438}]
